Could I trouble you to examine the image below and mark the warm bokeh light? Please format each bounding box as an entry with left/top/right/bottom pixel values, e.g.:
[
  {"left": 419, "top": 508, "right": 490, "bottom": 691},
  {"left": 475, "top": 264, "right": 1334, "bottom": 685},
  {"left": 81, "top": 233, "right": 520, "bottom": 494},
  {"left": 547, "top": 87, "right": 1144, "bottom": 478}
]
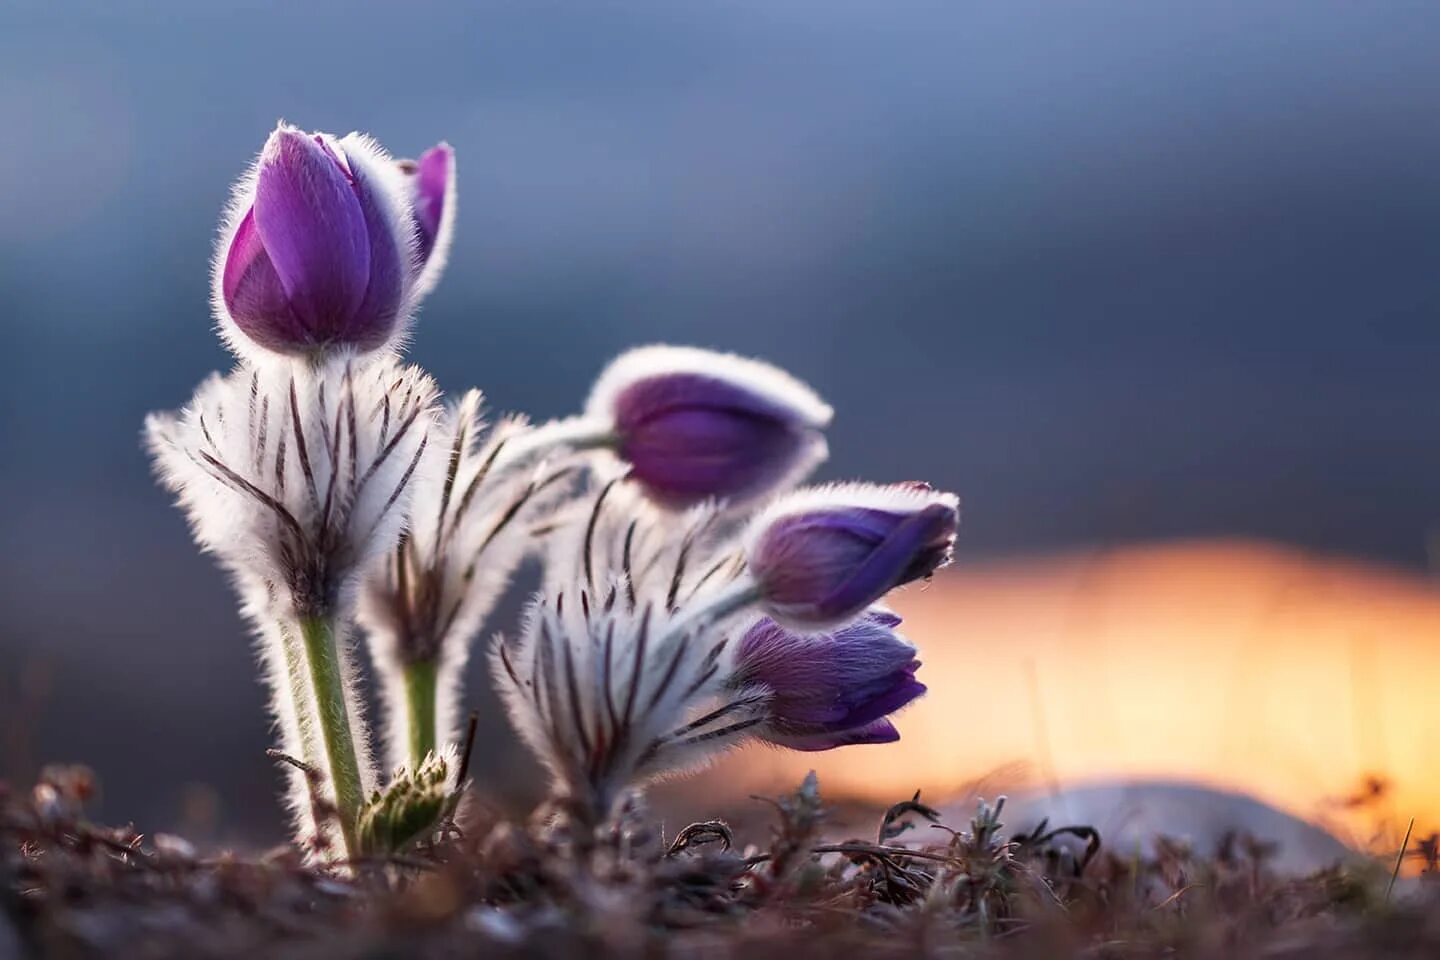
[{"left": 701, "top": 539, "right": 1440, "bottom": 841}]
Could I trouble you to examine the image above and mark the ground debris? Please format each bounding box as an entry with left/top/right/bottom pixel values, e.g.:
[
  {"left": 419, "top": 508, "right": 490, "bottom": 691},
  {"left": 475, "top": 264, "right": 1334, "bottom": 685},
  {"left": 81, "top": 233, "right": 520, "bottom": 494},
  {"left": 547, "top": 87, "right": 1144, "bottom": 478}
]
[{"left": 2, "top": 767, "right": 1436, "bottom": 958}]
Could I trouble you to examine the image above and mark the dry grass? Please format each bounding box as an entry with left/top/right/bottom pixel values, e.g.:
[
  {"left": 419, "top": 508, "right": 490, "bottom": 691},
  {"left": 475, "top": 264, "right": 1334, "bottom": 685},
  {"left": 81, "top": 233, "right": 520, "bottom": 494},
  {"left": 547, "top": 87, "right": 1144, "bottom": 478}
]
[{"left": 3, "top": 765, "right": 1438, "bottom": 959}]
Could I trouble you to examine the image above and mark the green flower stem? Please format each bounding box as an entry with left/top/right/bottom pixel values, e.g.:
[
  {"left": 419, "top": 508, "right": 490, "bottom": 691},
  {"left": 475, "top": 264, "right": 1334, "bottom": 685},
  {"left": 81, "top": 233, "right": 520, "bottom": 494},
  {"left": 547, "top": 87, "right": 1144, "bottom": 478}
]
[
  {"left": 403, "top": 659, "right": 438, "bottom": 768},
  {"left": 297, "top": 614, "right": 364, "bottom": 859}
]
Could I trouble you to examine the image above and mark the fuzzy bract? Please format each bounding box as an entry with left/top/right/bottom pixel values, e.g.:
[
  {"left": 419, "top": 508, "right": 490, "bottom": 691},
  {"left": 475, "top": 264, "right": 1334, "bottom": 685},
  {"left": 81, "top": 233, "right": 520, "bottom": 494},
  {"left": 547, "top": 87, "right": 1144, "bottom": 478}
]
[
  {"left": 489, "top": 486, "right": 770, "bottom": 823},
  {"left": 146, "top": 355, "right": 441, "bottom": 616},
  {"left": 491, "top": 589, "right": 763, "bottom": 824},
  {"left": 358, "top": 390, "right": 576, "bottom": 771}
]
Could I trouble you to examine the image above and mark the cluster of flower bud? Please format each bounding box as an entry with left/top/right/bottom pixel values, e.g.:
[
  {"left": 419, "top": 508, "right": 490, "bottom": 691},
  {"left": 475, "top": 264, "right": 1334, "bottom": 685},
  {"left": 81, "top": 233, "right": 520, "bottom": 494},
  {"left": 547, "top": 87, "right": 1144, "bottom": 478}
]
[
  {"left": 147, "top": 120, "right": 962, "bottom": 858},
  {"left": 356, "top": 747, "right": 457, "bottom": 855}
]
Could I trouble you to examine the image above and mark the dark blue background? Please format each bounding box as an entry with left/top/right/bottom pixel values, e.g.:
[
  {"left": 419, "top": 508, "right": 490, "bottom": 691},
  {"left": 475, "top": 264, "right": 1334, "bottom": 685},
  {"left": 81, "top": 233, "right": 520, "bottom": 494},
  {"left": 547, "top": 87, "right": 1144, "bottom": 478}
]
[{"left": 1, "top": 0, "right": 1437, "bottom": 841}]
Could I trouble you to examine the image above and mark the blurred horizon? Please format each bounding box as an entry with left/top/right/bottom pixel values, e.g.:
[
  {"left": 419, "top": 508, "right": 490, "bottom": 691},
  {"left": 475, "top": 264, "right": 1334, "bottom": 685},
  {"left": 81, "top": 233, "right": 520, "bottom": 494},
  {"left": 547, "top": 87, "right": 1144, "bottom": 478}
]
[{"left": 2, "top": 0, "right": 1438, "bottom": 843}]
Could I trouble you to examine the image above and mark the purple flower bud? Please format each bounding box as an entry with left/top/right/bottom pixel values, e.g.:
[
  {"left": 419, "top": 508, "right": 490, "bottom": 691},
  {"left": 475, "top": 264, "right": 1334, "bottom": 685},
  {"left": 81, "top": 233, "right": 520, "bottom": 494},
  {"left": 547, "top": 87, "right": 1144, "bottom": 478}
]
[
  {"left": 586, "top": 346, "right": 832, "bottom": 508},
  {"left": 744, "top": 483, "right": 959, "bottom": 628},
  {"left": 400, "top": 142, "right": 456, "bottom": 299},
  {"left": 217, "top": 125, "right": 435, "bottom": 357},
  {"left": 733, "top": 610, "right": 925, "bottom": 751}
]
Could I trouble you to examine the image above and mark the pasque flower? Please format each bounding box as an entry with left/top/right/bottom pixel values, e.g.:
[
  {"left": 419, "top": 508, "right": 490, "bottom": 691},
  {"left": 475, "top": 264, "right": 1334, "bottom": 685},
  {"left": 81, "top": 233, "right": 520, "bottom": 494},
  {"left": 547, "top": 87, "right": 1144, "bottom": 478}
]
[
  {"left": 744, "top": 483, "right": 960, "bottom": 629},
  {"left": 584, "top": 345, "right": 833, "bottom": 508},
  {"left": 152, "top": 121, "right": 460, "bottom": 864},
  {"left": 150, "top": 115, "right": 962, "bottom": 865},
  {"left": 732, "top": 610, "right": 925, "bottom": 750},
  {"left": 217, "top": 125, "right": 455, "bottom": 358}
]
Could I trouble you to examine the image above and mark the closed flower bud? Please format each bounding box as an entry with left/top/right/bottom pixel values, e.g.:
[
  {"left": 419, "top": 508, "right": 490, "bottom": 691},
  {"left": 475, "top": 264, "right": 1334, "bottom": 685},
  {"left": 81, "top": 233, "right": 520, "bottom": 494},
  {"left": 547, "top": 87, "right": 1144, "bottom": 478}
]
[
  {"left": 585, "top": 345, "right": 832, "bottom": 509},
  {"left": 744, "top": 482, "right": 959, "bottom": 629},
  {"left": 357, "top": 747, "right": 457, "bottom": 854},
  {"left": 400, "top": 142, "right": 456, "bottom": 300},
  {"left": 217, "top": 125, "right": 449, "bottom": 358},
  {"left": 733, "top": 610, "right": 925, "bottom": 751}
]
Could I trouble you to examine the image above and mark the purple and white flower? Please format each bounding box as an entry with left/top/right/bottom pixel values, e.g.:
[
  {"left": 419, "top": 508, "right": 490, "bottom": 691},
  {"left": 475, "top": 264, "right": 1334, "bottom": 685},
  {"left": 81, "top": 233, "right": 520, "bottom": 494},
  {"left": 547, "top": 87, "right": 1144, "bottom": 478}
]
[
  {"left": 151, "top": 116, "right": 965, "bottom": 858},
  {"left": 215, "top": 124, "right": 454, "bottom": 359},
  {"left": 732, "top": 610, "right": 925, "bottom": 751},
  {"left": 584, "top": 345, "right": 832, "bottom": 509},
  {"left": 744, "top": 482, "right": 960, "bottom": 629}
]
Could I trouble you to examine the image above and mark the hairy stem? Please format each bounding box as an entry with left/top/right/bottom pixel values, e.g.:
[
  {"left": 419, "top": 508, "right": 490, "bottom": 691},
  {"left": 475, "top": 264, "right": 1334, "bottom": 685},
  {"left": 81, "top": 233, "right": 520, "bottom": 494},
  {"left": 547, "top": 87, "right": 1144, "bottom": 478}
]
[
  {"left": 492, "top": 415, "right": 616, "bottom": 470},
  {"left": 297, "top": 614, "right": 365, "bottom": 858},
  {"left": 662, "top": 576, "right": 762, "bottom": 644},
  {"left": 403, "top": 659, "right": 438, "bottom": 767}
]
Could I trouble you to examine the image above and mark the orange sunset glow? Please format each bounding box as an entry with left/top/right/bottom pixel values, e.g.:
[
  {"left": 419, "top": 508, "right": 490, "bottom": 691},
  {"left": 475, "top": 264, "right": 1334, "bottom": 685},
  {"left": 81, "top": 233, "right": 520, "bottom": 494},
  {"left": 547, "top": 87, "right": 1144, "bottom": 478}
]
[{"left": 703, "top": 539, "right": 1440, "bottom": 842}]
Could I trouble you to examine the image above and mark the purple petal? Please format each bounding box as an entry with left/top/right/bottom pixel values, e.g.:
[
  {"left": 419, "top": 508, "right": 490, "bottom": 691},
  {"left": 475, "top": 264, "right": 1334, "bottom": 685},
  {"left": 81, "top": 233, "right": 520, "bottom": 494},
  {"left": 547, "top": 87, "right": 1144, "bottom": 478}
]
[
  {"left": 867, "top": 608, "right": 903, "bottom": 629},
  {"left": 253, "top": 129, "right": 370, "bottom": 339},
  {"left": 767, "top": 719, "right": 901, "bottom": 752},
  {"left": 615, "top": 373, "right": 805, "bottom": 431},
  {"left": 222, "top": 207, "right": 308, "bottom": 352},
  {"left": 738, "top": 613, "right": 917, "bottom": 699},
  {"left": 829, "top": 675, "right": 927, "bottom": 729},
  {"left": 749, "top": 513, "right": 880, "bottom": 618},
  {"left": 412, "top": 143, "right": 451, "bottom": 267},
  {"left": 614, "top": 373, "right": 819, "bottom": 507},
  {"left": 736, "top": 611, "right": 924, "bottom": 743},
  {"left": 815, "top": 503, "right": 958, "bottom": 621},
  {"left": 342, "top": 142, "right": 406, "bottom": 349},
  {"left": 624, "top": 408, "right": 806, "bottom": 506}
]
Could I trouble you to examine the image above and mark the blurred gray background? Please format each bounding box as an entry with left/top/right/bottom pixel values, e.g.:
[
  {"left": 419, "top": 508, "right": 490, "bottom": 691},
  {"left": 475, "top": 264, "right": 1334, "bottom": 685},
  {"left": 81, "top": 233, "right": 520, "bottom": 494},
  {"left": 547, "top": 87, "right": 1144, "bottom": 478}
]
[{"left": 1, "top": 0, "right": 1437, "bottom": 844}]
